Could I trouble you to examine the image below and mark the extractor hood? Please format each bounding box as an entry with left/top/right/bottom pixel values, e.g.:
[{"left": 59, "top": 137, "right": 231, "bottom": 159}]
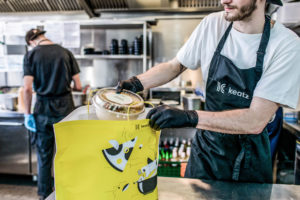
[{"left": 0, "top": 0, "right": 222, "bottom": 18}]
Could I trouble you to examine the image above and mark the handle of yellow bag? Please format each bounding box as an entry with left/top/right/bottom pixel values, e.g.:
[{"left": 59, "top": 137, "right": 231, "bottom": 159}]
[
  {"left": 127, "top": 101, "right": 155, "bottom": 121},
  {"left": 127, "top": 101, "right": 159, "bottom": 164},
  {"left": 87, "top": 89, "right": 99, "bottom": 116}
]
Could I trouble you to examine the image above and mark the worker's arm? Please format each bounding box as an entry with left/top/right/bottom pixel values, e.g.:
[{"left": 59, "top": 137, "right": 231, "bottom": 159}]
[
  {"left": 137, "top": 57, "right": 186, "bottom": 90},
  {"left": 196, "top": 97, "right": 279, "bottom": 134},
  {"left": 23, "top": 76, "right": 34, "bottom": 115},
  {"left": 147, "top": 97, "right": 279, "bottom": 134},
  {"left": 72, "top": 73, "right": 82, "bottom": 91}
]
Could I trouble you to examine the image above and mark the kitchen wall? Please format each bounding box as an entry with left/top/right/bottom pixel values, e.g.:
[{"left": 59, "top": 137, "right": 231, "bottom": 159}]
[
  {"left": 152, "top": 18, "right": 203, "bottom": 89},
  {"left": 0, "top": 73, "right": 5, "bottom": 86}
]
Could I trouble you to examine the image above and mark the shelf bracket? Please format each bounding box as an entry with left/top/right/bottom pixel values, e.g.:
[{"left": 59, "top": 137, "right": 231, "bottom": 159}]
[{"left": 77, "top": 0, "right": 100, "bottom": 18}]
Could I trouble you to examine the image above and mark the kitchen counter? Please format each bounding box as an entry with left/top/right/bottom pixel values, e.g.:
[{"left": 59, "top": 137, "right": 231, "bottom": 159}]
[
  {"left": 0, "top": 110, "right": 37, "bottom": 175},
  {"left": 0, "top": 109, "right": 23, "bottom": 118},
  {"left": 283, "top": 121, "right": 300, "bottom": 138},
  {"left": 46, "top": 177, "right": 300, "bottom": 200}
]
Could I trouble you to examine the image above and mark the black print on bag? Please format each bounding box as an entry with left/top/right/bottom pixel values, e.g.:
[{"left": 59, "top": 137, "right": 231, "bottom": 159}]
[
  {"left": 138, "top": 175, "right": 157, "bottom": 195},
  {"left": 137, "top": 158, "right": 158, "bottom": 195},
  {"left": 122, "top": 183, "right": 129, "bottom": 192},
  {"left": 102, "top": 137, "right": 137, "bottom": 172}
]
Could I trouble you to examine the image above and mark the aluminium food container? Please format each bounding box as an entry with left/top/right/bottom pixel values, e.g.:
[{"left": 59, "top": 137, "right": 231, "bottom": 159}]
[{"left": 92, "top": 88, "right": 145, "bottom": 120}]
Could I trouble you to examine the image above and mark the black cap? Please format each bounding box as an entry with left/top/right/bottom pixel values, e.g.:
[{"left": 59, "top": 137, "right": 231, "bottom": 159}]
[
  {"left": 25, "top": 28, "right": 46, "bottom": 45},
  {"left": 267, "top": 0, "right": 283, "bottom": 6}
]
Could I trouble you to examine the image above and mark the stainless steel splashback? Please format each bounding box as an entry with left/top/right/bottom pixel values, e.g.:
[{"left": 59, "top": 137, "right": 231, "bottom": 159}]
[
  {"left": 151, "top": 18, "right": 204, "bottom": 88},
  {"left": 79, "top": 60, "right": 143, "bottom": 88},
  {"left": 0, "top": 71, "right": 23, "bottom": 87},
  {"left": 0, "top": 73, "right": 6, "bottom": 87}
]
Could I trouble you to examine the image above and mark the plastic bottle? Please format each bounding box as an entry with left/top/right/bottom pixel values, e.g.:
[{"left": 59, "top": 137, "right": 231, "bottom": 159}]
[
  {"left": 180, "top": 152, "right": 186, "bottom": 162},
  {"left": 186, "top": 139, "right": 192, "bottom": 158}
]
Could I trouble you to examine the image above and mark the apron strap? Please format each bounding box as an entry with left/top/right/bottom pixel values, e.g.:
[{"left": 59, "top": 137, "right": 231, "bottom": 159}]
[
  {"left": 232, "top": 136, "right": 251, "bottom": 181},
  {"left": 232, "top": 147, "right": 245, "bottom": 181},
  {"left": 231, "top": 17, "right": 271, "bottom": 181},
  {"left": 254, "top": 16, "right": 271, "bottom": 82},
  {"left": 215, "top": 22, "right": 233, "bottom": 53},
  {"left": 215, "top": 16, "right": 271, "bottom": 77}
]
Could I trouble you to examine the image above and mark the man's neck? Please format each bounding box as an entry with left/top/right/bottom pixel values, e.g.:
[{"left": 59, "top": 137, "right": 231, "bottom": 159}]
[
  {"left": 232, "top": 10, "right": 265, "bottom": 34},
  {"left": 36, "top": 37, "right": 53, "bottom": 45}
]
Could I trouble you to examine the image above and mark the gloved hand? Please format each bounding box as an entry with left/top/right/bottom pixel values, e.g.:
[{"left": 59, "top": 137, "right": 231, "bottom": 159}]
[
  {"left": 146, "top": 105, "right": 198, "bottom": 130},
  {"left": 24, "top": 114, "right": 37, "bottom": 132},
  {"left": 116, "top": 76, "right": 144, "bottom": 93}
]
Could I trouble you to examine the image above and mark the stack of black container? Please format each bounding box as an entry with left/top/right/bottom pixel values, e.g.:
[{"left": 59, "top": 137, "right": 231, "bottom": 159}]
[
  {"left": 110, "top": 39, "right": 118, "bottom": 55},
  {"left": 119, "top": 39, "right": 128, "bottom": 55},
  {"left": 133, "top": 36, "right": 143, "bottom": 55},
  {"left": 108, "top": 35, "right": 148, "bottom": 55}
]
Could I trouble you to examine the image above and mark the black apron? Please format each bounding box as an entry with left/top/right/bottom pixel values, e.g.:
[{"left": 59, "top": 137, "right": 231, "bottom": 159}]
[
  {"left": 185, "top": 16, "right": 273, "bottom": 183},
  {"left": 33, "top": 93, "right": 74, "bottom": 197},
  {"left": 34, "top": 93, "right": 74, "bottom": 117},
  {"left": 267, "top": 107, "right": 283, "bottom": 159},
  {"left": 31, "top": 93, "right": 74, "bottom": 145}
]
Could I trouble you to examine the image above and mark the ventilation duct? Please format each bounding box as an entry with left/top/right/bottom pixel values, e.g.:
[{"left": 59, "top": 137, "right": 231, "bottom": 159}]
[{"left": 0, "top": 0, "right": 222, "bottom": 17}]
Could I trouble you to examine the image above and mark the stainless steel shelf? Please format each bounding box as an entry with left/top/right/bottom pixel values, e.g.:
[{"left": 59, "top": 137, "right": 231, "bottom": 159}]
[
  {"left": 77, "top": 20, "right": 152, "bottom": 73},
  {"left": 79, "top": 21, "right": 153, "bottom": 29},
  {"left": 74, "top": 55, "right": 150, "bottom": 60},
  {"left": 0, "top": 69, "right": 23, "bottom": 73}
]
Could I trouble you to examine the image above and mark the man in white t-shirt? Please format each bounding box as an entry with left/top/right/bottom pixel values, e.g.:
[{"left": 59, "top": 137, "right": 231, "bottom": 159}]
[{"left": 117, "top": 0, "right": 300, "bottom": 183}]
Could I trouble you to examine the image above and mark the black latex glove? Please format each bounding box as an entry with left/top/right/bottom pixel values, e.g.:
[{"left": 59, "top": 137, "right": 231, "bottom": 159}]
[
  {"left": 146, "top": 105, "right": 198, "bottom": 130},
  {"left": 116, "top": 76, "right": 144, "bottom": 93}
]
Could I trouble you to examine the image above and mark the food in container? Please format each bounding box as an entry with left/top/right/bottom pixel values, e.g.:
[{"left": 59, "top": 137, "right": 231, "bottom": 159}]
[{"left": 92, "top": 88, "right": 144, "bottom": 120}]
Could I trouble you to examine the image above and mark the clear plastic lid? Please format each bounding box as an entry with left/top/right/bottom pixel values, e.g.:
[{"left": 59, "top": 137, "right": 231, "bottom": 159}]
[{"left": 92, "top": 88, "right": 145, "bottom": 116}]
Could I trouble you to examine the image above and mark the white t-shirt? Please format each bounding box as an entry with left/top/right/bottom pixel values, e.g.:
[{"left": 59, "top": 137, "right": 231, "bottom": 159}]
[{"left": 177, "top": 11, "right": 300, "bottom": 109}]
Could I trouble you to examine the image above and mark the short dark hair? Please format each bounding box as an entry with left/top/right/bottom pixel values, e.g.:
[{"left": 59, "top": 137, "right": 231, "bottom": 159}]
[{"left": 25, "top": 28, "right": 46, "bottom": 45}]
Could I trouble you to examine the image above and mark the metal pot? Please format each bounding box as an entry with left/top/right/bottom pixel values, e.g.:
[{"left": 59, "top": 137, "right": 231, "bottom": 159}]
[
  {"left": 182, "top": 94, "right": 204, "bottom": 110},
  {"left": 72, "top": 92, "right": 87, "bottom": 107},
  {"left": 0, "top": 94, "right": 18, "bottom": 111}
]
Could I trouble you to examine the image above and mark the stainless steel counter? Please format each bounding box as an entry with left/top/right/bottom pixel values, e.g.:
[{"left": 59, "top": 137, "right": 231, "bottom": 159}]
[
  {"left": 0, "top": 109, "right": 24, "bottom": 118},
  {"left": 46, "top": 177, "right": 300, "bottom": 200},
  {"left": 0, "top": 109, "right": 37, "bottom": 175}
]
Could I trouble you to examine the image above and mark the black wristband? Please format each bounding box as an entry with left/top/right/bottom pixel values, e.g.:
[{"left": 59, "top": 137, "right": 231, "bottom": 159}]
[
  {"left": 186, "top": 110, "right": 199, "bottom": 127},
  {"left": 131, "top": 76, "right": 144, "bottom": 92}
]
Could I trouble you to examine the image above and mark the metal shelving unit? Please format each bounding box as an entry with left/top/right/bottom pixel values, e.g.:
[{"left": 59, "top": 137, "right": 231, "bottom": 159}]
[
  {"left": 78, "top": 20, "right": 153, "bottom": 73},
  {"left": 75, "top": 55, "right": 151, "bottom": 60}
]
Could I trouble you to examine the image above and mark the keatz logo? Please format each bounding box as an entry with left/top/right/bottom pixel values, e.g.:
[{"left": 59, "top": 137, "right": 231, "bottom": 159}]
[
  {"left": 217, "top": 82, "right": 226, "bottom": 94},
  {"left": 216, "top": 81, "right": 250, "bottom": 99}
]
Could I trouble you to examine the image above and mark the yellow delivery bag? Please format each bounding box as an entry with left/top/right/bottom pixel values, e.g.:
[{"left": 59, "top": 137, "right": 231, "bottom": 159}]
[{"left": 54, "top": 106, "right": 160, "bottom": 200}]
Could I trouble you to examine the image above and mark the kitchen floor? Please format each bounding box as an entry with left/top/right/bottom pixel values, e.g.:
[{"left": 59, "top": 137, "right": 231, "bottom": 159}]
[
  {"left": 0, "top": 169, "right": 295, "bottom": 200},
  {"left": 0, "top": 174, "right": 38, "bottom": 200}
]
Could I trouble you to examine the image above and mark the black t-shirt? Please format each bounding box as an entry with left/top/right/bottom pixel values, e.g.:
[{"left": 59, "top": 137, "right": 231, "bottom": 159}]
[{"left": 23, "top": 44, "right": 80, "bottom": 97}]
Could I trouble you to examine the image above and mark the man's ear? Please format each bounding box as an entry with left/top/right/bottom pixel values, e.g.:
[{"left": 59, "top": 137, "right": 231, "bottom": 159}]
[{"left": 29, "top": 40, "right": 35, "bottom": 47}]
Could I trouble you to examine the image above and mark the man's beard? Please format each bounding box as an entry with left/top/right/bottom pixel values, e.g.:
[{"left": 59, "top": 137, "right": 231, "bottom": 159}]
[{"left": 223, "top": 0, "right": 257, "bottom": 22}]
